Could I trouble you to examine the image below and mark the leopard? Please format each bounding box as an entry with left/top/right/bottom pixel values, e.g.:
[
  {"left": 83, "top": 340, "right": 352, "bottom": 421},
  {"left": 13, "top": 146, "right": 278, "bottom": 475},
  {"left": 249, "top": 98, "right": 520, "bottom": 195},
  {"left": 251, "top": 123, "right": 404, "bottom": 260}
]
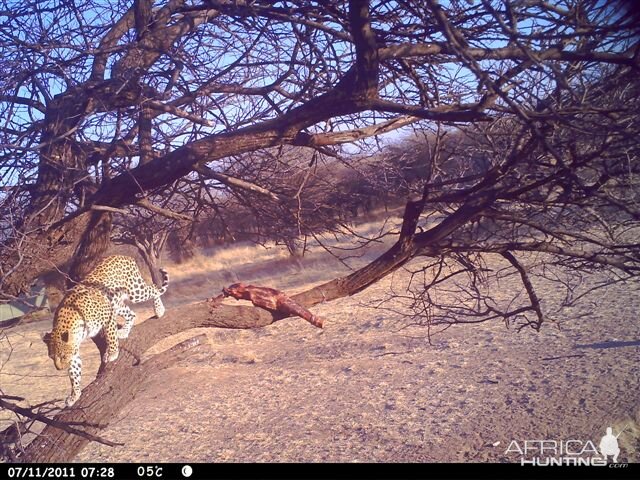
[{"left": 43, "top": 255, "right": 169, "bottom": 407}]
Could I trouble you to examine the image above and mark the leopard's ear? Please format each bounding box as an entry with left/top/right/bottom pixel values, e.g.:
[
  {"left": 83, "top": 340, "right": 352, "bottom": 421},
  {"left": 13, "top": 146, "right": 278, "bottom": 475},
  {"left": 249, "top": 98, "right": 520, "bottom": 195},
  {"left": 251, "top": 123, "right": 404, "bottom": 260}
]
[{"left": 42, "top": 332, "right": 52, "bottom": 345}]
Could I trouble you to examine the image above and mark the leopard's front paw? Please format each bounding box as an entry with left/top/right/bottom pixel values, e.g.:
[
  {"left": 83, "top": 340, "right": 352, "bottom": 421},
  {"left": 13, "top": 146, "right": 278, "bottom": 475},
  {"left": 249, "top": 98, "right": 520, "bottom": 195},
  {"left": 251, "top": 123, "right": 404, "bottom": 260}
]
[
  {"left": 65, "top": 393, "right": 79, "bottom": 407},
  {"left": 103, "top": 349, "right": 119, "bottom": 363}
]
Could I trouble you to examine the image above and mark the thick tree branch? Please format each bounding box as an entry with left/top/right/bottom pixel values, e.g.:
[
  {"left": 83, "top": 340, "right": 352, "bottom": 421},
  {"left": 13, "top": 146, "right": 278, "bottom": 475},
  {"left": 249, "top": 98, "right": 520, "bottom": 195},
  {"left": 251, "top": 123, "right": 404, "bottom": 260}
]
[
  {"left": 90, "top": 205, "right": 129, "bottom": 215},
  {"left": 367, "top": 99, "right": 490, "bottom": 121},
  {"left": 135, "top": 198, "right": 194, "bottom": 222},
  {"left": 17, "top": 193, "right": 442, "bottom": 461},
  {"left": 349, "top": 0, "right": 379, "bottom": 97},
  {"left": 0, "top": 95, "right": 46, "bottom": 112},
  {"left": 293, "top": 116, "right": 420, "bottom": 146},
  {"left": 145, "top": 100, "right": 215, "bottom": 127},
  {"left": 194, "top": 165, "right": 284, "bottom": 202},
  {"left": 379, "top": 42, "right": 639, "bottom": 66}
]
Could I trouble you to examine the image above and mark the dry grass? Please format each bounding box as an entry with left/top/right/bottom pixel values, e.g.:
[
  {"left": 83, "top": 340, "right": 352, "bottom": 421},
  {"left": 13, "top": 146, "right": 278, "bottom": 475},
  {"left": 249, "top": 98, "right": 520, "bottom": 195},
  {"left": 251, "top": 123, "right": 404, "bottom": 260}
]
[{"left": 162, "top": 214, "right": 401, "bottom": 307}]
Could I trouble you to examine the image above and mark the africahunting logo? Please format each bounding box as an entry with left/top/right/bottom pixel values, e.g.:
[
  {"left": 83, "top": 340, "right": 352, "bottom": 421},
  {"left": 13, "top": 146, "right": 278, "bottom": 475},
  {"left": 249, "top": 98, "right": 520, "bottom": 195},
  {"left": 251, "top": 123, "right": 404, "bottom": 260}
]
[{"left": 505, "top": 425, "right": 630, "bottom": 466}]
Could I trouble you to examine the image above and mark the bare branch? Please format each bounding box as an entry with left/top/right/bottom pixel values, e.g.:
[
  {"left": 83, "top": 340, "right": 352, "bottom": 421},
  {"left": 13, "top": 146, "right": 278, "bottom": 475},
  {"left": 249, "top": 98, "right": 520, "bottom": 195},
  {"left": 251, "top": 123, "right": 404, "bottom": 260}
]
[
  {"left": 501, "top": 251, "right": 544, "bottom": 330},
  {"left": 135, "top": 198, "right": 194, "bottom": 222},
  {"left": 0, "top": 397, "right": 122, "bottom": 448},
  {"left": 195, "top": 165, "right": 285, "bottom": 202}
]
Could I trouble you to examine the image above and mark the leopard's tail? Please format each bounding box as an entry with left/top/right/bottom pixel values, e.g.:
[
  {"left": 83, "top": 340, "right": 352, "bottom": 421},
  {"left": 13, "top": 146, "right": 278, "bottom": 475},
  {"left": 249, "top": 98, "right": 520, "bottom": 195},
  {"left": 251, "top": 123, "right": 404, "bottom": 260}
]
[{"left": 157, "top": 268, "right": 169, "bottom": 296}]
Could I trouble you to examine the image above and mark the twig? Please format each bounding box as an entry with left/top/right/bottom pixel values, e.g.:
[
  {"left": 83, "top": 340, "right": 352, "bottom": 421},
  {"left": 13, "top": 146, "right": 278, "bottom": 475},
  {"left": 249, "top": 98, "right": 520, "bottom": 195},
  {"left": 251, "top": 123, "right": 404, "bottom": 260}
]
[{"left": 0, "top": 398, "right": 123, "bottom": 447}]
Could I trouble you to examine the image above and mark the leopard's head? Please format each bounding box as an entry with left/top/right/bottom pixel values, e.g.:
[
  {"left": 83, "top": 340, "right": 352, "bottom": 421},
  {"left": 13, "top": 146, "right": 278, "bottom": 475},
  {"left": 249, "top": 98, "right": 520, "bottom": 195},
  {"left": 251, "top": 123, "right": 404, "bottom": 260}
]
[{"left": 43, "top": 309, "right": 80, "bottom": 370}]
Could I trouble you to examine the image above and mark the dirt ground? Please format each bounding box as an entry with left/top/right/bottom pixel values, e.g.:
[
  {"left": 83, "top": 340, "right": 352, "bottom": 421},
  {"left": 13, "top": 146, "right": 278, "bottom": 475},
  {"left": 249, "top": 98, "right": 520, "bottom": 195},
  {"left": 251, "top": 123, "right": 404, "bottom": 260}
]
[{"left": 1, "top": 233, "right": 639, "bottom": 463}]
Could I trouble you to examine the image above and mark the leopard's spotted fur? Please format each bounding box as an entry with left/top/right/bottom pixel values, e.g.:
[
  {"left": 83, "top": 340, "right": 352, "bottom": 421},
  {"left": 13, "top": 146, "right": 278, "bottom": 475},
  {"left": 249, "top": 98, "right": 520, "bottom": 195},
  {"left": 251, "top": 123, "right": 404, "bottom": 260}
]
[{"left": 43, "top": 255, "right": 169, "bottom": 407}]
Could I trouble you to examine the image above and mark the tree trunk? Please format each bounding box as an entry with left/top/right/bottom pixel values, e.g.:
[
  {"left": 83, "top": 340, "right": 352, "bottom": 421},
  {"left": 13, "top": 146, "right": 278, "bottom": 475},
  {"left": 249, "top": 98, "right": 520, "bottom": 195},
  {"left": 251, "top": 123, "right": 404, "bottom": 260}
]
[
  {"left": 0, "top": 213, "right": 93, "bottom": 298},
  {"left": 68, "top": 212, "right": 113, "bottom": 286}
]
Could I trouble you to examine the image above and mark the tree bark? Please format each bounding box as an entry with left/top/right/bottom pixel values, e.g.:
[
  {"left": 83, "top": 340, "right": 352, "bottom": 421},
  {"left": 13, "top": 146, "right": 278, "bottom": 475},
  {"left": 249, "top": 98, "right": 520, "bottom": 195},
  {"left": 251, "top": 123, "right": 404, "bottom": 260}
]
[
  {"left": 0, "top": 213, "right": 92, "bottom": 298},
  {"left": 67, "top": 212, "right": 114, "bottom": 286}
]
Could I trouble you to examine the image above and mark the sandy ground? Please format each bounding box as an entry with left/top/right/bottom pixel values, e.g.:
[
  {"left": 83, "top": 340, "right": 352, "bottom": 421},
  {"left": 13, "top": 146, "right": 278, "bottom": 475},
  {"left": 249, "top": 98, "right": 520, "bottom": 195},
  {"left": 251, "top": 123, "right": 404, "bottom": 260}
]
[{"left": 1, "top": 227, "right": 639, "bottom": 463}]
